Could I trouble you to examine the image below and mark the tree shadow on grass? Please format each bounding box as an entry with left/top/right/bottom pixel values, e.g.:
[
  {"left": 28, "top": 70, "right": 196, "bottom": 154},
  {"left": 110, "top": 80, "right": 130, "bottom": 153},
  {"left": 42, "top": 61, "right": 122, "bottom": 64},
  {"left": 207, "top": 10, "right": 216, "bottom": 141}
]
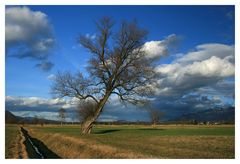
[
  {"left": 93, "top": 128, "right": 165, "bottom": 134},
  {"left": 21, "top": 127, "right": 61, "bottom": 159},
  {"left": 137, "top": 128, "right": 165, "bottom": 131},
  {"left": 93, "top": 129, "right": 121, "bottom": 134}
]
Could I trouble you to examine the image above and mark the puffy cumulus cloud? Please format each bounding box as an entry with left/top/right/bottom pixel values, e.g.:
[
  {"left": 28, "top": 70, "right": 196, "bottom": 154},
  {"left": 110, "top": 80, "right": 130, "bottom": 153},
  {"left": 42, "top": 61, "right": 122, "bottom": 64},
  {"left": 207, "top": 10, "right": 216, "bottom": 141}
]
[
  {"left": 143, "top": 41, "right": 168, "bottom": 58},
  {"left": 176, "top": 43, "right": 234, "bottom": 63},
  {"left": 147, "top": 43, "right": 235, "bottom": 119},
  {"left": 32, "top": 38, "right": 54, "bottom": 54},
  {"left": 5, "top": 6, "right": 55, "bottom": 71},
  {"left": 5, "top": 7, "right": 51, "bottom": 43},
  {"left": 186, "top": 56, "right": 234, "bottom": 77},
  {"left": 143, "top": 34, "right": 180, "bottom": 59},
  {"left": 154, "top": 43, "right": 234, "bottom": 97}
]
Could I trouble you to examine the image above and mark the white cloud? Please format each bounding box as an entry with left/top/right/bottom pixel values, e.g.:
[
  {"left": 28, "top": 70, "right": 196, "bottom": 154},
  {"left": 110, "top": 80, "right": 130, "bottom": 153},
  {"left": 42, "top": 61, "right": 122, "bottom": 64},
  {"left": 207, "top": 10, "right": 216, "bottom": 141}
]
[
  {"left": 186, "top": 56, "right": 234, "bottom": 77},
  {"left": 154, "top": 43, "right": 234, "bottom": 97},
  {"left": 6, "top": 6, "right": 51, "bottom": 44},
  {"left": 6, "top": 6, "right": 55, "bottom": 71},
  {"left": 33, "top": 38, "right": 54, "bottom": 52},
  {"left": 143, "top": 41, "right": 168, "bottom": 58},
  {"left": 143, "top": 34, "right": 180, "bottom": 59},
  {"left": 6, "top": 96, "right": 76, "bottom": 109},
  {"left": 47, "top": 74, "right": 56, "bottom": 80},
  {"left": 176, "top": 43, "right": 234, "bottom": 63}
]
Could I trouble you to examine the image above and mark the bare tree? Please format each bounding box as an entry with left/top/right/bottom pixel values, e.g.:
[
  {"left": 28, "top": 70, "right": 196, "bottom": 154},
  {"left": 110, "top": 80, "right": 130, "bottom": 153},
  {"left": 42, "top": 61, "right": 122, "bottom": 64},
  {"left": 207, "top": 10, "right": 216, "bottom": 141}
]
[
  {"left": 148, "top": 108, "right": 164, "bottom": 126},
  {"left": 51, "top": 17, "right": 158, "bottom": 134},
  {"left": 58, "top": 108, "right": 66, "bottom": 126},
  {"left": 77, "top": 100, "right": 97, "bottom": 131},
  {"left": 38, "top": 116, "right": 44, "bottom": 126},
  {"left": 33, "top": 115, "right": 39, "bottom": 125}
]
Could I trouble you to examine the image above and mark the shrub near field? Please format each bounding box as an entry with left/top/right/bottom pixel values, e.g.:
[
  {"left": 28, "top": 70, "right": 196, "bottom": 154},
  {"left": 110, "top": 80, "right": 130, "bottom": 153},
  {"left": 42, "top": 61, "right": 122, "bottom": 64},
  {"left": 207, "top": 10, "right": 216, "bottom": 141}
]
[{"left": 25, "top": 124, "right": 234, "bottom": 159}]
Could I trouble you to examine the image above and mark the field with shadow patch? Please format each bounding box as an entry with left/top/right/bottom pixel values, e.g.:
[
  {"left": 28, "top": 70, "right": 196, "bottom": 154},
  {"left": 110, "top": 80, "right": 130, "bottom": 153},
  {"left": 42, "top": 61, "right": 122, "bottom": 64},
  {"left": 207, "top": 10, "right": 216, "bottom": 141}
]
[{"left": 17, "top": 124, "right": 235, "bottom": 159}]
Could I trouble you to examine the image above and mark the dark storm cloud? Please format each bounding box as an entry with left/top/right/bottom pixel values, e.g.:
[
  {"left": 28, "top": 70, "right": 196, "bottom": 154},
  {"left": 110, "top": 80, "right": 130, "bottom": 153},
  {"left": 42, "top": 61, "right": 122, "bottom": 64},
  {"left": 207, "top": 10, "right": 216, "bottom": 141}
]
[{"left": 151, "top": 93, "right": 226, "bottom": 120}]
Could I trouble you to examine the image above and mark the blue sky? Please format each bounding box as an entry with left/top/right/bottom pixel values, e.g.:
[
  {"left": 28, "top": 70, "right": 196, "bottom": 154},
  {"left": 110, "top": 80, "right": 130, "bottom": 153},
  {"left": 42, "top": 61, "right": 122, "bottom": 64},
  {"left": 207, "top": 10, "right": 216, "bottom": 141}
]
[{"left": 5, "top": 5, "right": 235, "bottom": 122}]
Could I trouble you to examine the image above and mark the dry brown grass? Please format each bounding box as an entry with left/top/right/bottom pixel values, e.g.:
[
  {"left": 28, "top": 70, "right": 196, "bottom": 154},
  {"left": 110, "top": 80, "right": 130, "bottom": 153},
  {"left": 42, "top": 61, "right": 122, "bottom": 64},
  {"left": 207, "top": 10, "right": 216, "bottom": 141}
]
[
  {"left": 27, "top": 128, "right": 149, "bottom": 158},
  {"left": 8, "top": 131, "right": 19, "bottom": 159},
  {"left": 24, "top": 125, "right": 234, "bottom": 159},
  {"left": 5, "top": 126, "right": 28, "bottom": 159},
  {"left": 141, "top": 136, "right": 234, "bottom": 158},
  {"left": 18, "top": 128, "right": 28, "bottom": 159}
]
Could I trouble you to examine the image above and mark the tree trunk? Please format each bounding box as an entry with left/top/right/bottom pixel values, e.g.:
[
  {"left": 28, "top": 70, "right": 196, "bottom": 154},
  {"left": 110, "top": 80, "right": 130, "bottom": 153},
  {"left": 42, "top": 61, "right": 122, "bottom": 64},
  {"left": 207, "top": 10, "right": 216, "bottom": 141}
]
[
  {"left": 81, "top": 119, "right": 94, "bottom": 134},
  {"left": 81, "top": 91, "right": 111, "bottom": 134}
]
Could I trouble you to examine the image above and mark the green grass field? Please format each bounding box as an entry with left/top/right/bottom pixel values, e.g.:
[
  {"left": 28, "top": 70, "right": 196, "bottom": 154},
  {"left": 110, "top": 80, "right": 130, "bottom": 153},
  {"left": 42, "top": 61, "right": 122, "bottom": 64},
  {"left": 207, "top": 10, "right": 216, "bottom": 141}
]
[
  {"left": 5, "top": 125, "right": 20, "bottom": 158},
  {"left": 34, "top": 124, "right": 235, "bottom": 136},
  {"left": 6, "top": 124, "right": 235, "bottom": 159}
]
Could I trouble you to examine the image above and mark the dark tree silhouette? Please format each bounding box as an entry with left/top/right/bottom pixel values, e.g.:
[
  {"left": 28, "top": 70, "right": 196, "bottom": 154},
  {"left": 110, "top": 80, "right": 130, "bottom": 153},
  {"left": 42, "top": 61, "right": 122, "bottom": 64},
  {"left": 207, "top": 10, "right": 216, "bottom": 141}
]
[
  {"left": 33, "top": 115, "right": 39, "bottom": 125},
  {"left": 51, "top": 17, "right": 158, "bottom": 134},
  {"left": 58, "top": 108, "right": 66, "bottom": 126},
  {"left": 148, "top": 108, "right": 165, "bottom": 126},
  {"left": 76, "top": 100, "right": 97, "bottom": 131}
]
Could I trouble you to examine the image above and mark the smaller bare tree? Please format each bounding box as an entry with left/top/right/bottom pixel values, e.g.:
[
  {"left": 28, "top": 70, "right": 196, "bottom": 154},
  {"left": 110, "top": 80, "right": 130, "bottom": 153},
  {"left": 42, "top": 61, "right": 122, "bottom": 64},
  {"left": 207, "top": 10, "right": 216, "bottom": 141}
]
[
  {"left": 39, "top": 116, "right": 44, "bottom": 126},
  {"left": 58, "top": 108, "right": 66, "bottom": 126},
  {"left": 33, "top": 115, "right": 39, "bottom": 125},
  {"left": 148, "top": 108, "right": 164, "bottom": 126},
  {"left": 76, "top": 100, "right": 97, "bottom": 132}
]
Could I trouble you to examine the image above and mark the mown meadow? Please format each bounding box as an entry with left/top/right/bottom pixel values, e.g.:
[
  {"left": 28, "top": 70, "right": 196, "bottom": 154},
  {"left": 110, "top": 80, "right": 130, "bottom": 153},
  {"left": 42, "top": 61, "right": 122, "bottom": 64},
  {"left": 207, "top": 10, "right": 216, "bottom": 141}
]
[{"left": 6, "top": 124, "right": 235, "bottom": 159}]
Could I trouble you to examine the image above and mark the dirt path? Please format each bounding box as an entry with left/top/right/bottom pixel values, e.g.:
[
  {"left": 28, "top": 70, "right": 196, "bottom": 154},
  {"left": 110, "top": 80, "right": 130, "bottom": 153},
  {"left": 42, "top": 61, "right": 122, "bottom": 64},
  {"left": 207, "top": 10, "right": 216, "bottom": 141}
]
[
  {"left": 16, "top": 127, "right": 28, "bottom": 158},
  {"left": 20, "top": 127, "right": 61, "bottom": 159},
  {"left": 7, "top": 127, "right": 28, "bottom": 159}
]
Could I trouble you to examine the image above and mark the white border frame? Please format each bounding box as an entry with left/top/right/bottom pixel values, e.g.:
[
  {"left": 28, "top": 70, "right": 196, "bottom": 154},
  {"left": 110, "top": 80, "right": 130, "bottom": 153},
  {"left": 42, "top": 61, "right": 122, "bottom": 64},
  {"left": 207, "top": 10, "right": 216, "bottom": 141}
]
[{"left": 0, "top": 0, "right": 239, "bottom": 163}]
